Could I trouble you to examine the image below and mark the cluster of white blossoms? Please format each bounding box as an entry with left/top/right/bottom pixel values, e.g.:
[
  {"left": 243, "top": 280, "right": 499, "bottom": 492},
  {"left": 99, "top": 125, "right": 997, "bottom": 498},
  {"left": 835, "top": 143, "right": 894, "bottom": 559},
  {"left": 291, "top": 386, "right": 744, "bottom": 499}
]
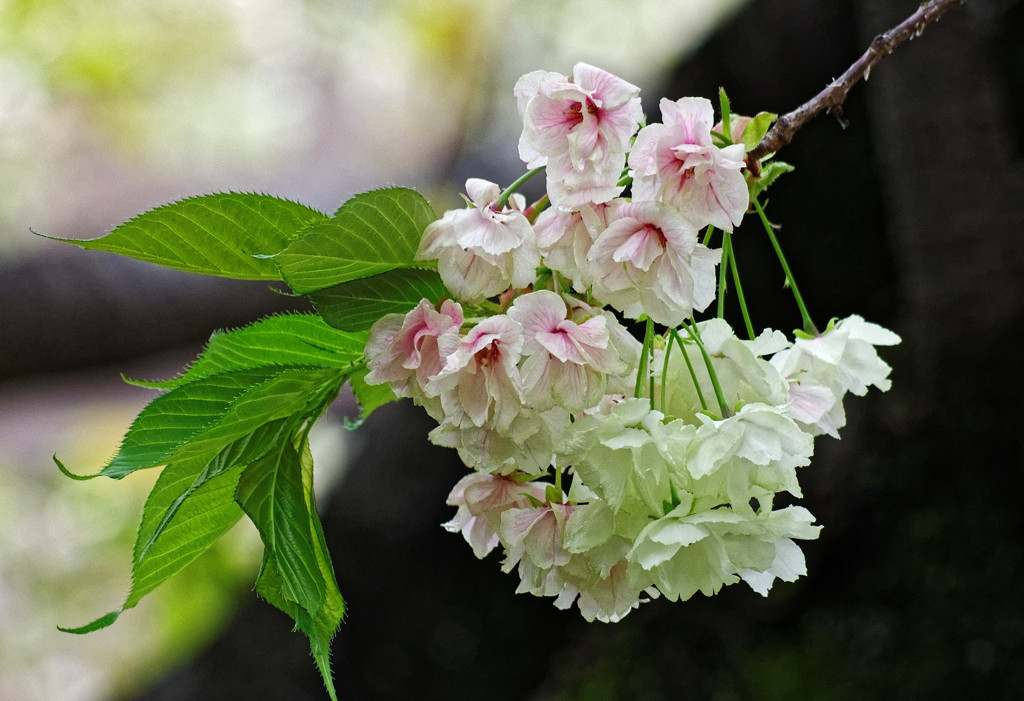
[{"left": 364, "top": 63, "right": 900, "bottom": 622}]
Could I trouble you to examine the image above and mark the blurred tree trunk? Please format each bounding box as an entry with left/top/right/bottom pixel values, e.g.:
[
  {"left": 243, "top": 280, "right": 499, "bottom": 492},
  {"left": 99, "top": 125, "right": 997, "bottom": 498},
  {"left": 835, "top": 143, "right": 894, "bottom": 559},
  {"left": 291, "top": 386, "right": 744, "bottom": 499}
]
[{"left": 0, "top": 251, "right": 305, "bottom": 380}]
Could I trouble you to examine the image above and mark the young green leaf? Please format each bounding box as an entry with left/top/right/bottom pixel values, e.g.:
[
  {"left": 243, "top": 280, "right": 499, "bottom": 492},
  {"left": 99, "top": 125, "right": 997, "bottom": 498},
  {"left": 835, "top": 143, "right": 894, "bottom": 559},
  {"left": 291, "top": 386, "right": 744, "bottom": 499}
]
[
  {"left": 245, "top": 440, "right": 344, "bottom": 701},
  {"left": 127, "top": 457, "right": 246, "bottom": 608},
  {"left": 751, "top": 161, "right": 796, "bottom": 199},
  {"left": 165, "top": 368, "right": 345, "bottom": 467},
  {"left": 130, "top": 314, "right": 368, "bottom": 390},
  {"left": 41, "top": 193, "right": 327, "bottom": 280},
  {"left": 100, "top": 367, "right": 346, "bottom": 480},
  {"left": 740, "top": 111, "right": 777, "bottom": 152},
  {"left": 310, "top": 268, "right": 450, "bottom": 332},
  {"left": 59, "top": 456, "right": 245, "bottom": 634},
  {"left": 718, "top": 87, "right": 733, "bottom": 142},
  {"left": 236, "top": 441, "right": 334, "bottom": 635},
  {"left": 273, "top": 187, "right": 437, "bottom": 294}
]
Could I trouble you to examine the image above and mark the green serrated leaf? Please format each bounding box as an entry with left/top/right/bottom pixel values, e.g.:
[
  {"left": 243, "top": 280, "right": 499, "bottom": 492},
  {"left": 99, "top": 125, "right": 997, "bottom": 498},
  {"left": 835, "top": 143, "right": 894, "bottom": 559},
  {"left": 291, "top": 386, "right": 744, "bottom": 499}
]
[
  {"left": 127, "top": 456, "right": 246, "bottom": 607},
  {"left": 310, "top": 268, "right": 450, "bottom": 332},
  {"left": 254, "top": 554, "right": 341, "bottom": 701},
  {"left": 165, "top": 369, "right": 345, "bottom": 467},
  {"left": 274, "top": 187, "right": 437, "bottom": 294},
  {"left": 58, "top": 609, "right": 124, "bottom": 635},
  {"left": 60, "top": 455, "right": 246, "bottom": 635},
  {"left": 131, "top": 314, "right": 368, "bottom": 390},
  {"left": 236, "top": 442, "right": 327, "bottom": 626},
  {"left": 100, "top": 371, "right": 263, "bottom": 479},
  {"left": 247, "top": 439, "right": 343, "bottom": 701},
  {"left": 203, "top": 418, "right": 293, "bottom": 477},
  {"left": 101, "top": 367, "right": 346, "bottom": 480},
  {"left": 136, "top": 419, "right": 291, "bottom": 564},
  {"left": 40, "top": 193, "right": 327, "bottom": 280}
]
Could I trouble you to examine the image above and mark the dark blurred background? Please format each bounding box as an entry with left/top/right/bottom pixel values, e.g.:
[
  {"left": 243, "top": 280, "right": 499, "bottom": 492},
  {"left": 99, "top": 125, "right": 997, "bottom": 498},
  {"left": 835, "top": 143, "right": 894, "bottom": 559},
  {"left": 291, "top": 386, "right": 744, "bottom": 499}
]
[{"left": 2, "top": 0, "right": 1022, "bottom": 699}]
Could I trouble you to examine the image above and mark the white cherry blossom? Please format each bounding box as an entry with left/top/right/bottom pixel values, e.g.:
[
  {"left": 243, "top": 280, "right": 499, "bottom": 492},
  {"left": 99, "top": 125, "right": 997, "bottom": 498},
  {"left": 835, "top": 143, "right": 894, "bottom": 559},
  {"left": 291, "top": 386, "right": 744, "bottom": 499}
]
[
  {"left": 770, "top": 315, "right": 901, "bottom": 436},
  {"left": 656, "top": 319, "right": 790, "bottom": 423},
  {"left": 628, "top": 502, "right": 820, "bottom": 602},
  {"left": 428, "top": 406, "right": 568, "bottom": 475},
  {"left": 363, "top": 66, "right": 903, "bottom": 622}
]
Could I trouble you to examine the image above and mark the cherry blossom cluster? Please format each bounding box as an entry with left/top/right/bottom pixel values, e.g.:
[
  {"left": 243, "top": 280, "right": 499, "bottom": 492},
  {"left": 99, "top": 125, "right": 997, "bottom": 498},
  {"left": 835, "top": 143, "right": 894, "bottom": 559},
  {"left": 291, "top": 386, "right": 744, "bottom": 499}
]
[{"left": 364, "top": 63, "right": 900, "bottom": 622}]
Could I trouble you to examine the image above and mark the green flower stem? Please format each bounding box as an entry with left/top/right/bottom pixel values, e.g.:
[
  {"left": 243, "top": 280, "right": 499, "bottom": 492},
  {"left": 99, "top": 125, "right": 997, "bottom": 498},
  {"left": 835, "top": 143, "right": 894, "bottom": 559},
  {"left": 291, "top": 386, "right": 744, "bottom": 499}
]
[
  {"left": 702, "top": 225, "right": 716, "bottom": 247},
  {"left": 753, "top": 197, "right": 817, "bottom": 335},
  {"left": 717, "top": 240, "right": 730, "bottom": 319},
  {"left": 724, "top": 232, "right": 756, "bottom": 340},
  {"left": 496, "top": 166, "right": 545, "bottom": 210},
  {"left": 635, "top": 318, "right": 656, "bottom": 406},
  {"left": 670, "top": 329, "right": 709, "bottom": 413},
  {"left": 649, "top": 345, "right": 656, "bottom": 407},
  {"left": 660, "top": 335, "right": 670, "bottom": 414},
  {"left": 686, "top": 321, "right": 730, "bottom": 418}
]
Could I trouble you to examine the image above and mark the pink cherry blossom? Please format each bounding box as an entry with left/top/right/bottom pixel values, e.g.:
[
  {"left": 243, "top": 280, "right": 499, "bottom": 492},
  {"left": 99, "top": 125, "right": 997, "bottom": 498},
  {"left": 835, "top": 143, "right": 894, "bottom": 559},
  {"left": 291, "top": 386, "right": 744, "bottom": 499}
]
[
  {"left": 714, "top": 114, "right": 753, "bottom": 148},
  {"left": 515, "top": 63, "right": 642, "bottom": 208},
  {"left": 533, "top": 202, "right": 616, "bottom": 293},
  {"left": 629, "top": 97, "right": 749, "bottom": 231},
  {"left": 427, "top": 315, "right": 524, "bottom": 432},
  {"left": 364, "top": 298, "right": 464, "bottom": 417},
  {"left": 442, "top": 473, "right": 548, "bottom": 558},
  {"left": 417, "top": 178, "right": 539, "bottom": 303},
  {"left": 507, "top": 289, "right": 627, "bottom": 411},
  {"left": 586, "top": 200, "right": 720, "bottom": 326}
]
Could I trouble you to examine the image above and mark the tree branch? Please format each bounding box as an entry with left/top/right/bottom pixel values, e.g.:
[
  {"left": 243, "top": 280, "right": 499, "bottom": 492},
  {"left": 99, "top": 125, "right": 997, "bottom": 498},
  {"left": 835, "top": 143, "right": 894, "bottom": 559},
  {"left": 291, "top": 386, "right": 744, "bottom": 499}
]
[{"left": 746, "top": 0, "right": 968, "bottom": 171}]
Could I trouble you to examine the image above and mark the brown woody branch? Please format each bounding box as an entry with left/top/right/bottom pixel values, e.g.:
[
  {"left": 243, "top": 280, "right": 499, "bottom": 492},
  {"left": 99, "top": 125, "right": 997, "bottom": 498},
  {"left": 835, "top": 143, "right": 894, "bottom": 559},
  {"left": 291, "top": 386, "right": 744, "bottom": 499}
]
[{"left": 746, "top": 0, "right": 968, "bottom": 172}]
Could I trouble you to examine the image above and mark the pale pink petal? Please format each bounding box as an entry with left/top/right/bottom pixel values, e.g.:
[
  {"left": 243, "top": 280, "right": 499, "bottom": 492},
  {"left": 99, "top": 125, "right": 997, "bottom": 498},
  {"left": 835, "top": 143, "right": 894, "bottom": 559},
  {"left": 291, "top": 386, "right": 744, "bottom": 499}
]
[
  {"left": 544, "top": 152, "right": 625, "bottom": 209},
  {"left": 573, "top": 63, "right": 639, "bottom": 113},
  {"left": 659, "top": 96, "right": 715, "bottom": 146},
  {"left": 508, "top": 290, "right": 567, "bottom": 353}
]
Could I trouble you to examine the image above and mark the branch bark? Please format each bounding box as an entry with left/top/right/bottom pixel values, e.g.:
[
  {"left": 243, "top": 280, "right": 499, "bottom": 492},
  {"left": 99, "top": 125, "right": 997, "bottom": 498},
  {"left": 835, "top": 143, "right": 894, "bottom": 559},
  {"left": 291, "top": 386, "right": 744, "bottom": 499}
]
[{"left": 747, "top": 0, "right": 968, "bottom": 170}]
